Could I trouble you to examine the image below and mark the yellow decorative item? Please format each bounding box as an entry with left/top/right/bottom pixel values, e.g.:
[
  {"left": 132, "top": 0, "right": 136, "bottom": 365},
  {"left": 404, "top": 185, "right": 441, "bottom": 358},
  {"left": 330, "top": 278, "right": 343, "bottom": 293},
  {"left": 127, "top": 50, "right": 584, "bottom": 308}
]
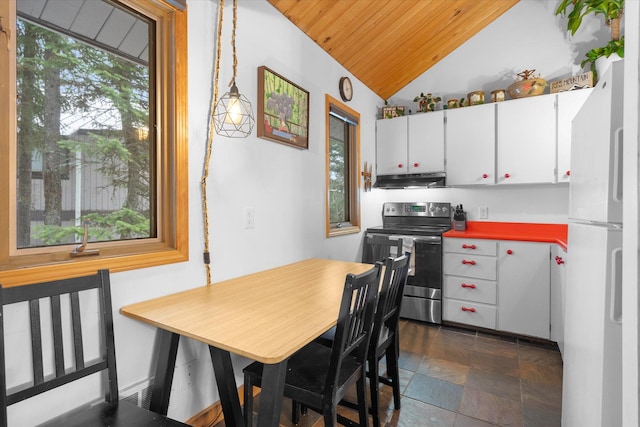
[
  {"left": 507, "top": 69, "right": 547, "bottom": 99},
  {"left": 467, "top": 91, "right": 484, "bottom": 105}
]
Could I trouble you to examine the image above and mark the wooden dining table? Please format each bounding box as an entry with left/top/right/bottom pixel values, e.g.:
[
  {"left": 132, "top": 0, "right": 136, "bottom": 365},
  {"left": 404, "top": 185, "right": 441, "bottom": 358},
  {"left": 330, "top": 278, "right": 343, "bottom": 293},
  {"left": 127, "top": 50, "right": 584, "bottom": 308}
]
[{"left": 120, "top": 258, "right": 376, "bottom": 427}]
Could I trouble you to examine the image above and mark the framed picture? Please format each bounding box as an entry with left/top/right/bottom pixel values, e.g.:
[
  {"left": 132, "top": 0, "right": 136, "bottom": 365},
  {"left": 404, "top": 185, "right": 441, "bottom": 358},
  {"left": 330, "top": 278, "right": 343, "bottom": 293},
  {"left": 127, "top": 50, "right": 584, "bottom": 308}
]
[
  {"left": 257, "top": 66, "right": 310, "bottom": 149},
  {"left": 381, "top": 105, "right": 404, "bottom": 119}
]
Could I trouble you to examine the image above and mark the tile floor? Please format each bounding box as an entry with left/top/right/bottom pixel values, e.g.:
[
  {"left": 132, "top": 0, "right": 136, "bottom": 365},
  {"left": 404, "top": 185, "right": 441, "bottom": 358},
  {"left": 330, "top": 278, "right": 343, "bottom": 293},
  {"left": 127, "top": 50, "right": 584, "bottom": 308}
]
[{"left": 229, "top": 319, "right": 563, "bottom": 427}]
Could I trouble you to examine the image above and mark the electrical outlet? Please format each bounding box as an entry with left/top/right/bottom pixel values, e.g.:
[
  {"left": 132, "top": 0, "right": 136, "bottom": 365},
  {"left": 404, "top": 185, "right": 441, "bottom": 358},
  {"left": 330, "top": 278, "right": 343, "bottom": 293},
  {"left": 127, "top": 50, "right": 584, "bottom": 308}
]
[
  {"left": 182, "top": 360, "right": 195, "bottom": 391},
  {"left": 478, "top": 206, "right": 489, "bottom": 219},
  {"left": 244, "top": 207, "right": 255, "bottom": 229}
]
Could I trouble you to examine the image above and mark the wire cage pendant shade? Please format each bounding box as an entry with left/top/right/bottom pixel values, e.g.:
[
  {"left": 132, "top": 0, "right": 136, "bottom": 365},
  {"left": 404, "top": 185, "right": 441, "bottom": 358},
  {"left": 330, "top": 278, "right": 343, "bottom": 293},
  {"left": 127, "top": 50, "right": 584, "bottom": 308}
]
[
  {"left": 212, "top": 0, "right": 255, "bottom": 138},
  {"left": 214, "top": 81, "right": 255, "bottom": 137}
]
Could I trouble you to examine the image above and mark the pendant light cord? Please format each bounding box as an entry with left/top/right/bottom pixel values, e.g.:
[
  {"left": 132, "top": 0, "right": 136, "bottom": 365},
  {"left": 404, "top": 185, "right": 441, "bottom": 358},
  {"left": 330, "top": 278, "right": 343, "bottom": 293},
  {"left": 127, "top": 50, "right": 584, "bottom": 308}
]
[
  {"left": 201, "top": 0, "right": 225, "bottom": 285},
  {"left": 229, "top": 0, "right": 238, "bottom": 87}
]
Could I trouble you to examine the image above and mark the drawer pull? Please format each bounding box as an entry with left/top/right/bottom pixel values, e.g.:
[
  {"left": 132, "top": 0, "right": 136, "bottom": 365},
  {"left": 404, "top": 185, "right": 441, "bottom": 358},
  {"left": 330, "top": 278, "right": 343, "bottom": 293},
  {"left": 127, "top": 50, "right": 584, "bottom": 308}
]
[
  {"left": 461, "top": 283, "right": 476, "bottom": 289},
  {"left": 398, "top": 163, "right": 403, "bottom": 168},
  {"left": 461, "top": 306, "right": 476, "bottom": 313},
  {"left": 506, "top": 249, "right": 513, "bottom": 255},
  {"left": 413, "top": 162, "right": 419, "bottom": 168},
  {"left": 462, "top": 244, "right": 476, "bottom": 249},
  {"left": 555, "top": 256, "right": 565, "bottom": 265},
  {"left": 461, "top": 259, "right": 476, "bottom": 265},
  {"left": 482, "top": 173, "right": 489, "bottom": 179}
]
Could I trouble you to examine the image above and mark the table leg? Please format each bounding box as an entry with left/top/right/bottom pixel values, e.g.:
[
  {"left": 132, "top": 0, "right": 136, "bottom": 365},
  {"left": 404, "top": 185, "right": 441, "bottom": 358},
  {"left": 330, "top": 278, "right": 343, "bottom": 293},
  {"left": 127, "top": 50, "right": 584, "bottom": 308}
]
[
  {"left": 149, "top": 330, "right": 180, "bottom": 415},
  {"left": 209, "top": 346, "right": 245, "bottom": 427},
  {"left": 256, "top": 361, "right": 287, "bottom": 427}
]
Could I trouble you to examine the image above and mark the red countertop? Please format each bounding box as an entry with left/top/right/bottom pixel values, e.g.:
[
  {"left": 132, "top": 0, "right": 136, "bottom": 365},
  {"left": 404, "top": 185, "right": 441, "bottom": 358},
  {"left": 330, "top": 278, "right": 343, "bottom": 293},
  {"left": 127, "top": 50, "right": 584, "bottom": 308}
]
[{"left": 443, "top": 221, "right": 568, "bottom": 250}]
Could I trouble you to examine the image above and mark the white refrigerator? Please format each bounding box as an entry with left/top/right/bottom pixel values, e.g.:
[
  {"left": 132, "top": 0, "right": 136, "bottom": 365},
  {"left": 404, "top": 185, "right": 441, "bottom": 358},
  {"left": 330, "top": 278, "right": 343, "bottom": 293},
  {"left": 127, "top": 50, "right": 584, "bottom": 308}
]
[{"left": 563, "top": 59, "right": 624, "bottom": 427}]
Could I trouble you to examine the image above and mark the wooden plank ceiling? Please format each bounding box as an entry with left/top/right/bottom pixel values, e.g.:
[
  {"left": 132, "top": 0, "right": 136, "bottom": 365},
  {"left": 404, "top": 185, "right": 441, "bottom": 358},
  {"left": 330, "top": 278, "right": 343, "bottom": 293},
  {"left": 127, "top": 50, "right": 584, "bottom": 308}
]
[{"left": 268, "top": 0, "right": 519, "bottom": 100}]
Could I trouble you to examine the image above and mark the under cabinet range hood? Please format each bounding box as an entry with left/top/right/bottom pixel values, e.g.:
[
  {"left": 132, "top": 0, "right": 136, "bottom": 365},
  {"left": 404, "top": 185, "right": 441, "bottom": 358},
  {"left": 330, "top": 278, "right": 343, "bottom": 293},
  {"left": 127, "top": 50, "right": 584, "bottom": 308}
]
[{"left": 374, "top": 172, "right": 446, "bottom": 189}]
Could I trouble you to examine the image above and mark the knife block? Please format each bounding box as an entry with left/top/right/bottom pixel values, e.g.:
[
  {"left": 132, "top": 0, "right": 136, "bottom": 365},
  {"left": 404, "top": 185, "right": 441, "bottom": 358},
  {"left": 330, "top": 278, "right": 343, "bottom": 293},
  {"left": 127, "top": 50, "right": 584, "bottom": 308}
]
[{"left": 452, "top": 213, "right": 467, "bottom": 231}]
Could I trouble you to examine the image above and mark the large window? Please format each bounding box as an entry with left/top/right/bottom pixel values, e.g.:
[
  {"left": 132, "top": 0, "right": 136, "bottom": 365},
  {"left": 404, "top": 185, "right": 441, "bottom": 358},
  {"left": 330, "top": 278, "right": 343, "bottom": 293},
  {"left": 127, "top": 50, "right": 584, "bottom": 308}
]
[
  {"left": 325, "top": 95, "right": 360, "bottom": 237},
  {"left": 0, "top": 0, "right": 188, "bottom": 286}
]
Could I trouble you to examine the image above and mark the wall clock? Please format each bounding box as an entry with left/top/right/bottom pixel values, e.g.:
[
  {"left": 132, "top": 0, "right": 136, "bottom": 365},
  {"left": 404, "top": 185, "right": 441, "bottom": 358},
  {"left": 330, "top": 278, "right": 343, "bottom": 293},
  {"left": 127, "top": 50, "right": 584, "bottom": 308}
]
[{"left": 339, "top": 77, "right": 353, "bottom": 102}]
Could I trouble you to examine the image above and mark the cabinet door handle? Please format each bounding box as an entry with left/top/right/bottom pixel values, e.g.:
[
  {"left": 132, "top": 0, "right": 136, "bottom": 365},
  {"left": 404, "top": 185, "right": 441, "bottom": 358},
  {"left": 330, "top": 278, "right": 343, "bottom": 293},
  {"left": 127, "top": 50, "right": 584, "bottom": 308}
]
[
  {"left": 461, "top": 283, "right": 476, "bottom": 289},
  {"left": 397, "top": 163, "right": 403, "bottom": 168},
  {"left": 462, "top": 244, "right": 476, "bottom": 249},
  {"left": 504, "top": 173, "right": 511, "bottom": 179},
  {"left": 555, "top": 256, "right": 565, "bottom": 265},
  {"left": 506, "top": 249, "right": 513, "bottom": 255},
  {"left": 461, "top": 306, "right": 476, "bottom": 313},
  {"left": 461, "top": 259, "right": 476, "bottom": 265},
  {"left": 413, "top": 162, "right": 419, "bottom": 168},
  {"left": 482, "top": 173, "right": 489, "bottom": 179},
  {"left": 566, "top": 170, "right": 571, "bottom": 176}
]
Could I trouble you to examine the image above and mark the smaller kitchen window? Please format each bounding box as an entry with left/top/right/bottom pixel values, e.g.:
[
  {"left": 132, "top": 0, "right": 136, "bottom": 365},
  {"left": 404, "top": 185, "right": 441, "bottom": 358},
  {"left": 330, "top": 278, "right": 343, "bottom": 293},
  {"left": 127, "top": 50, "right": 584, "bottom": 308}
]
[{"left": 325, "top": 95, "right": 360, "bottom": 237}]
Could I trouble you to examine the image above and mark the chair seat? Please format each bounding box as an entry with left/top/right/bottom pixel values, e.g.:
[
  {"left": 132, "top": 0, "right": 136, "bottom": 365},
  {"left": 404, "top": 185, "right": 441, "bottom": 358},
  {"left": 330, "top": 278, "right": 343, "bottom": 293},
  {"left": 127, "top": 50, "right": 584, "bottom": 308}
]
[
  {"left": 39, "top": 401, "right": 189, "bottom": 427},
  {"left": 244, "top": 341, "right": 363, "bottom": 398}
]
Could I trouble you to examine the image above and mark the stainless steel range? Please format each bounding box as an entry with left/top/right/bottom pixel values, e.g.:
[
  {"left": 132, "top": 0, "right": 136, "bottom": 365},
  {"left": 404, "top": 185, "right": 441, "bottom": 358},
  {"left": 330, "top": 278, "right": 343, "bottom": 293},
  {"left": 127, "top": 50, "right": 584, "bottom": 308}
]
[{"left": 364, "top": 202, "right": 451, "bottom": 324}]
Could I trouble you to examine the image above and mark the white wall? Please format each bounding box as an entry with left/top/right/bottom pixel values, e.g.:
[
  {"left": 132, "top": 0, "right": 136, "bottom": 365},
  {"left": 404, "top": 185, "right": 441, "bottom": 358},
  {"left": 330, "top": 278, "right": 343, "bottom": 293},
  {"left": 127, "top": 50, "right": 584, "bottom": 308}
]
[{"left": 10, "top": 0, "right": 616, "bottom": 424}]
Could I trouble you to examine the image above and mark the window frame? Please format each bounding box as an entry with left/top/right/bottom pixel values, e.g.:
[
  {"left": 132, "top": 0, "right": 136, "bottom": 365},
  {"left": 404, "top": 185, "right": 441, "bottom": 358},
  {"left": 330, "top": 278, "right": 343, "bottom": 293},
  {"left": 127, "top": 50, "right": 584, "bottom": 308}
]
[
  {"left": 325, "top": 94, "right": 361, "bottom": 237},
  {"left": 0, "top": 0, "right": 189, "bottom": 287}
]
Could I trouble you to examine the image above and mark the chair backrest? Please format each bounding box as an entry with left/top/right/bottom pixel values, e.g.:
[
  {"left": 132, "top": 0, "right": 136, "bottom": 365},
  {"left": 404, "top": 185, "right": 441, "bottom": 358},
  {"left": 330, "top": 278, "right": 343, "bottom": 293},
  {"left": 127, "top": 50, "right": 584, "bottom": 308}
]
[
  {"left": 362, "top": 235, "right": 403, "bottom": 264},
  {"left": 0, "top": 270, "right": 117, "bottom": 426},
  {"left": 371, "top": 253, "right": 410, "bottom": 355},
  {"left": 326, "top": 263, "right": 381, "bottom": 393}
]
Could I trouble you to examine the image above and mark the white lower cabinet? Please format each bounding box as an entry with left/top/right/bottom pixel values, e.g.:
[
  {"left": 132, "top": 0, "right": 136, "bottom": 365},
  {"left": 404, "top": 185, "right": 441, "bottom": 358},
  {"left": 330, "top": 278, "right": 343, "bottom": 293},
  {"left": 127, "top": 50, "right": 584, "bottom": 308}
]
[
  {"left": 497, "top": 241, "right": 551, "bottom": 339},
  {"left": 550, "top": 245, "right": 567, "bottom": 355},
  {"left": 444, "top": 238, "right": 552, "bottom": 340},
  {"left": 443, "top": 239, "right": 498, "bottom": 329}
]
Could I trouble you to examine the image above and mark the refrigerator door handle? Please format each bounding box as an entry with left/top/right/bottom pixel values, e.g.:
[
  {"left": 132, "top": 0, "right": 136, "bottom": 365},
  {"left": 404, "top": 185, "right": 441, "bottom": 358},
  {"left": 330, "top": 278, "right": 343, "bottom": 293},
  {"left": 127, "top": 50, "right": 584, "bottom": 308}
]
[
  {"left": 612, "top": 127, "right": 623, "bottom": 203},
  {"left": 609, "top": 247, "right": 623, "bottom": 324}
]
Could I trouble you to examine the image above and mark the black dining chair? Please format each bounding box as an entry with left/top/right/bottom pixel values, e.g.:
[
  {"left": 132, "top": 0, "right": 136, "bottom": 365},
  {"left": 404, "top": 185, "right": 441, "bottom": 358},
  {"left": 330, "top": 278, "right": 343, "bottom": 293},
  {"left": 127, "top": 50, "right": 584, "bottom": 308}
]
[
  {"left": 314, "top": 253, "right": 411, "bottom": 427},
  {"left": 243, "top": 263, "right": 382, "bottom": 427},
  {"left": 362, "top": 235, "right": 404, "bottom": 264},
  {"left": 0, "top": 270, "right": 189, "bottom": 427}
]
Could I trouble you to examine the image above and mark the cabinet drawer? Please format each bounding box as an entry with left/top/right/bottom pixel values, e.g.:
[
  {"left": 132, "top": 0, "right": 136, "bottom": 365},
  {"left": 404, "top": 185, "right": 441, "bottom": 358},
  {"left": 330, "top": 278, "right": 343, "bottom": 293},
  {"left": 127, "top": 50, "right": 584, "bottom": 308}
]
[
  {"left": 443, "top": 299, "right": 496, "bottom": 329},
  {"left": 444, "top": 238, "right": 497, "bottom": 256},
  {"left": 444, "top": 275, "right": 497, "bottom": 304},
  {"left": 443, "top": 253, "right": 497, "bottom": 280}
]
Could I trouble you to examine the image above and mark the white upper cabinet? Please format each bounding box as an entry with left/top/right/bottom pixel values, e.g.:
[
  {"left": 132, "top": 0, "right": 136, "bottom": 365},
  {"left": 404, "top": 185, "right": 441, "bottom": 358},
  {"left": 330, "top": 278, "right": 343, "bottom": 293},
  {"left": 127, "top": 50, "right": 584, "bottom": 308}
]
[
  {"left": 557, "top": 89, "right": 594, "bottom": 183},
  {"left": 496, "top": 95, "right": 556, "bottom": 184},
  {"left": 445, "top": 103, "right": 496, "bottom": 185},
  {"left": 376, "top": 113, "right": 445, "bottom": 176},
  {"left": 376, "top": 116, "right": 408, "bottom": 176},
  {"left": 407, "top": 111, "right": 445, "bottom": 173}
]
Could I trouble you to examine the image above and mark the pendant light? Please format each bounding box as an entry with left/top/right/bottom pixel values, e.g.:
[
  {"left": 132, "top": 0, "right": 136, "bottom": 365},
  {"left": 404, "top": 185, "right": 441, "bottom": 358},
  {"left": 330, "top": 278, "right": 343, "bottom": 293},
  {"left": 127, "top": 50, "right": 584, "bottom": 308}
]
[{"left": 213, "top": 0, "right": 255, "bottom": 138}]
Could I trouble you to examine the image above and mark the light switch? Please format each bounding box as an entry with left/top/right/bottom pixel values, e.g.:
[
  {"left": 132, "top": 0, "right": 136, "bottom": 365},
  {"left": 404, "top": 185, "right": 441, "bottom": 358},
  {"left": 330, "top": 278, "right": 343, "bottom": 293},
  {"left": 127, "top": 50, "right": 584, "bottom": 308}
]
[
  {"left": 478, "top": 206, "right": 489, "bottom": 219},
  {"left": 244, "top": 207, "right": 255, "bottom": 229}
]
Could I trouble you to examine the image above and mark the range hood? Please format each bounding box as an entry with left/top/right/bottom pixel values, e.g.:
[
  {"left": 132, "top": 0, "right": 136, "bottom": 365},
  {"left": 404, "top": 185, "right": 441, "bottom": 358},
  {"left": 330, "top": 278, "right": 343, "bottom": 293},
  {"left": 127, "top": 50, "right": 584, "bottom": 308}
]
[{"left": 374, "top": 172, "right": 446, "bottom": 189}]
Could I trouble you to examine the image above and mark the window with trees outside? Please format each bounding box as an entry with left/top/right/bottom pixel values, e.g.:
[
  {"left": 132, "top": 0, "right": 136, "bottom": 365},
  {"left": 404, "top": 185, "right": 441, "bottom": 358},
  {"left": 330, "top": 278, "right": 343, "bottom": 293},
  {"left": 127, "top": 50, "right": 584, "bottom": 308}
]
[
  {"left": 0, "top": 0, "right": 188, "bottom": 287},
  {"left": 326, "top": 95, "right": 361, "bottom": 237}
]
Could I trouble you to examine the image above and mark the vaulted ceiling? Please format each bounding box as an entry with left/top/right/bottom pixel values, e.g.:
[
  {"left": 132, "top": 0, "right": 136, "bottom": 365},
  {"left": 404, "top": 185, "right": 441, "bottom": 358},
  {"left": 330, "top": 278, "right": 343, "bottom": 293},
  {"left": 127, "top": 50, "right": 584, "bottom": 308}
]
[{"left": 268, "top": 0, "right": 520, "bottom": 100}]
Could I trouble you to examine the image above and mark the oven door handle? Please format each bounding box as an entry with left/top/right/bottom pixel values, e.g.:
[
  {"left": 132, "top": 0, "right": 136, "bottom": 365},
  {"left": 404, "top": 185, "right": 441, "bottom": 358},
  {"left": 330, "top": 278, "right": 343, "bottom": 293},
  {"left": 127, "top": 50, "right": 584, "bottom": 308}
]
[{"left": 412, "top": 236, "right": 442, "bottom": 244}]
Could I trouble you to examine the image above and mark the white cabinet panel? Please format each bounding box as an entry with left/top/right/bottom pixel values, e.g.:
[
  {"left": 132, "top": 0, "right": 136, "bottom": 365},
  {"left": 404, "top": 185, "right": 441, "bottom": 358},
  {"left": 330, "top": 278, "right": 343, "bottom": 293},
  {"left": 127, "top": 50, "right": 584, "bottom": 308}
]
[
  {"left": 443, "top": 238, "right": 497, "bottom": 256},
  {"left": 550, "top": 245, "right": 567, "bottom": 355},
  {"left": 496, "top": 95, "right": 556, "bottom": 184},
  {"left": 444, "top": 275, "right": 497, "bottom": 304},
  {"left": 445, "top": 104, "right": 496, "bottom": 185},
  {"left": 443, "top": 299, "right": 496, "bottom": 329},
  {"left": 408, "top": 112, "right": 445, "bottom": 173},
  {"left": 376, "top": 116, "right": 408, "bottom": 175},
  {"left": 497, "top": 241, "right": 551, "bottom": 338},
  {"left": 557, "top": 89, "right": 593, "bottom": 183},
  {"left": 443, "top": 253, "right": 497, "bottom": 280}
]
